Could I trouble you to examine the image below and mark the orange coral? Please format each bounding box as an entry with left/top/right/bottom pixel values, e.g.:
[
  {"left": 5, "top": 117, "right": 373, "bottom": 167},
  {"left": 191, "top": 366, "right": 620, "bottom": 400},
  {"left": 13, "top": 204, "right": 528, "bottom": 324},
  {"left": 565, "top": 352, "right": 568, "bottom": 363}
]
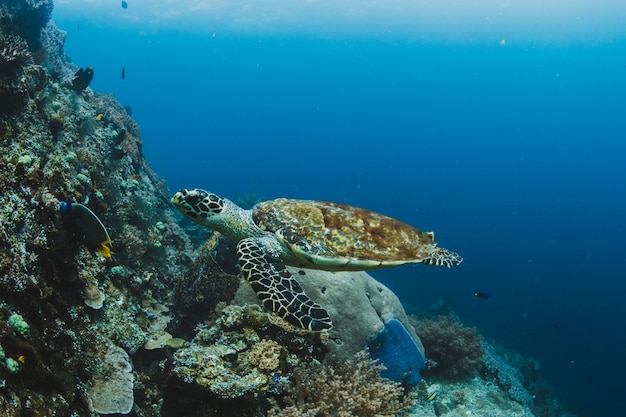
[{"left": 248, "top": 339, "right": 283, "bottom": 372}]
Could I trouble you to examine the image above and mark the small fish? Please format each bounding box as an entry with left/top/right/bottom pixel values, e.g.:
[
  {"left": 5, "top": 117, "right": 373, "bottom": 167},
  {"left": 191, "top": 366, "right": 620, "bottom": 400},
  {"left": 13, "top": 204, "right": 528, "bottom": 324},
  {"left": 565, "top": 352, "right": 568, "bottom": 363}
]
[
  {"left": 121, "top": 66, "right": 125, "bottom": 79},
  {"left": 270, "top": 370, "right": 281, "bottom": 383},
  {"left": 426, "top": 392, "right": 437, "bottom": 401},
  {"left": 268, "top": 370, "right": 283, "bottom": 390},
  {"left": 121, "top": 0, "right": 128, "bottom": 9},
  {"left": 95, "top": 113, "right": 103, "bottom": 121},
  {"left": 474, "top": 292, "right": 492, "bottom": 300}
]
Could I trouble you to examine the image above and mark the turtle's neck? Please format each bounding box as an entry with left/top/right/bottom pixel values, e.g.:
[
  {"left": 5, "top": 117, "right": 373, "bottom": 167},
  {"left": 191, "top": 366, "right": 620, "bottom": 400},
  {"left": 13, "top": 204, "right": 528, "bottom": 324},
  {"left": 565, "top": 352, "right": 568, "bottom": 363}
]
[{"left": 211, "top": 199, "right": 265, "bottom": 243}]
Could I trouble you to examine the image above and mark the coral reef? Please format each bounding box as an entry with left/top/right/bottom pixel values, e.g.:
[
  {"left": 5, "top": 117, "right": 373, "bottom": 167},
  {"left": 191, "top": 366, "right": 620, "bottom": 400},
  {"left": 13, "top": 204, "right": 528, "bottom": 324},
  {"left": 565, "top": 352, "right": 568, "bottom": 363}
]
[
  {"left": 404, "top": 308, "right": 574, "bottom": 417},
  {"left": 0, "top": 34, "right": 46, "bottom": 114},
  {"left": 478, "top": 339, "right": 570, "bottom": 417},
  {"left": 409, "top": 378, "right": 538, "bottom": 417},
  {"left": 0, "top": 0, "right": 53, "bottom": 52},
  {"left": 0, "top": 2, "right": 198, "bottom": 415},
  {"left": 87, "top": 344, "right": 134, "bottom": 415},
  {"left": 162, "top": 303, "right": 326, "bottom": 416},
  {"left": 171, "top": 233, "right": 240, "bottom": 338},
  {"left": 0, "top": 34, "right": 32, "bottom": 70},
  {"left": 410, "top": 315, "right": 484, "bottom": 379},
  {"left": 40, "top": 21, "right": 76, "bottom": 83},
  {"left": 482, "top": 341, "right": 534, "bottom": 406},
  {"left": 0, "top": 0, "right": 55, "bottom": 114},
  {"left": 268, "top": 350, "right": 415, "bottom": 417}
]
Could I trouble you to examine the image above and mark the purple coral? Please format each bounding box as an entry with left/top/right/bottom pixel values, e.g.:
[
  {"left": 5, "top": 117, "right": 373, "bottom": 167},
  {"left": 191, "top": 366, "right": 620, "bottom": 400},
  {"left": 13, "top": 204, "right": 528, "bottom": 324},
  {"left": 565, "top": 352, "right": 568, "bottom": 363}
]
[{"left": 411, "top": 315, "right": 485, "bottom": 379}]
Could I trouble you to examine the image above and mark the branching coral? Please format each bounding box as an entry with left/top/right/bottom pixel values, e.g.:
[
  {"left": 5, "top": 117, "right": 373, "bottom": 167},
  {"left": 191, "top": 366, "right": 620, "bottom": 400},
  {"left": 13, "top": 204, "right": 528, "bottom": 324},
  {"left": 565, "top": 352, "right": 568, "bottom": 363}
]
[
  {"left": 0, "top": 55, "right": 47, "bottom": 114},
  {"left": 268, "top": 350, "right": 415, "bottom": 417},
  {"left": 0, "top": 34, "right": 37, "bottom": 113},
  {"left": 40, "top": 21, "right": 76, "bottom": 83},
  {"left": 411, "top": 315, "right": 484, "bottom": 379},
  {"left": 0, "top": 34, "right": 32, "bottom": 70}
]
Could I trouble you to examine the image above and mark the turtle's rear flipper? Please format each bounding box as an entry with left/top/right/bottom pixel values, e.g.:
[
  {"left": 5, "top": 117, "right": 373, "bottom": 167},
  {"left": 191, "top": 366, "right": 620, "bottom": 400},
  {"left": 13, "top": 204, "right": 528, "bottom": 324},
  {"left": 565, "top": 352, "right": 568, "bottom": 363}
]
[
  {"left": 423, "top": 247, "right": 463, "bottom": 267},
  {"left": 237, "top": 238, "right": 332, "bottom": 332}
]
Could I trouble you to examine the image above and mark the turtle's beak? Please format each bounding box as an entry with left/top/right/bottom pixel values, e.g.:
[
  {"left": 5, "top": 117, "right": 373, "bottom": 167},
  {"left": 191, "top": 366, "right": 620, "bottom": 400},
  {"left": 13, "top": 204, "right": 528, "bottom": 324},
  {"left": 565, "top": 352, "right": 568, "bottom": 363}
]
[
  {"left": 171, "top": 191, "right": 184, "bottom": 205},
  {"left": 171, "top": 190, "right": 197, "bottom": 219}
]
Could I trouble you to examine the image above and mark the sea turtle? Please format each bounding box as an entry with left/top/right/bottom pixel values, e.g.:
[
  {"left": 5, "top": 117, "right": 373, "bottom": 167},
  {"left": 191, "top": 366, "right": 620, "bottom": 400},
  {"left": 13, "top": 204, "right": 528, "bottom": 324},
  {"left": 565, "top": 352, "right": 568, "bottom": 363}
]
[{"left": 171, "top": 189, "right": 462, "bottom": 332}]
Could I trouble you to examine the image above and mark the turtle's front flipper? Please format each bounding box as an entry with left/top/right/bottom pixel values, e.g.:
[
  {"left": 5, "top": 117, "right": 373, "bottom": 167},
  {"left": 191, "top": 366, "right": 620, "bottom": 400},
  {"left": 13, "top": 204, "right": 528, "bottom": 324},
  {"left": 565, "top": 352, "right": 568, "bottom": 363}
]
[
  {"left": 237, "top": 237, "right": 333, "bottom": 332},
  {"left": 423, "top": 247, "right": 463, "bottom": 267}
]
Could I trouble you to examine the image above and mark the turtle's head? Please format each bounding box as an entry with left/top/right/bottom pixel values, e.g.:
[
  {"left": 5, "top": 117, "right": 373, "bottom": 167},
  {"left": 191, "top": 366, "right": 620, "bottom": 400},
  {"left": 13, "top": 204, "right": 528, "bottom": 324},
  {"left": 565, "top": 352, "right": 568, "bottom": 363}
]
[
  {"left": 172, "top": 188, "right": 259, "bottom": 241},
  {"left": 171, "top": 189, "right": 228, "bottom": 228}
]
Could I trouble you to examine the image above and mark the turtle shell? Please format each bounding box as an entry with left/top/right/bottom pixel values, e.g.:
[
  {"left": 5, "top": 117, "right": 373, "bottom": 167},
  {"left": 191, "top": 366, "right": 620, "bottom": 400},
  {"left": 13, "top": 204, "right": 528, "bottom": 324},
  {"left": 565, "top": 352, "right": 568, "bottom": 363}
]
[{"left": 252, "top": 198, "right": 437, "bottom": 270}]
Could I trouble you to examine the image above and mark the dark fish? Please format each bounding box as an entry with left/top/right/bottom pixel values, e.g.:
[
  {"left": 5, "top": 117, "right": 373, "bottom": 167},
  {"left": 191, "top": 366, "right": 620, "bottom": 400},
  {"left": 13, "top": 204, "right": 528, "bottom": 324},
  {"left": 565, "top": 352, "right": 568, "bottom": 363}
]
[
  {"left": 60, "top": 202, "right": 112, "bottom": 261},
  {"left": 474, "top": 292, "right": 492, "bottom": 300},
  {"left": 121, "top": 0, "right": 128, "bottom": 8},
  {"left": 71, "top": 66, "right": 94, "bottom": 91},
  {"left": 121, "top": 66, "right": 125, "bottom": 79},
  {"left": 114, "top": 127, "right": 126, "bottom": 145}
]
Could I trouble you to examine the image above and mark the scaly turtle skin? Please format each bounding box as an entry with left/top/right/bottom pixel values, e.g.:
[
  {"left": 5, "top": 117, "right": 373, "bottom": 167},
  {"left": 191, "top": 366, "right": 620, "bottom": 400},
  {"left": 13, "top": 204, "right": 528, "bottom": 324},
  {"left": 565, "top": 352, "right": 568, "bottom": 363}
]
[{"left": 171, "top": 189, "right": 462, "bottom": 332}]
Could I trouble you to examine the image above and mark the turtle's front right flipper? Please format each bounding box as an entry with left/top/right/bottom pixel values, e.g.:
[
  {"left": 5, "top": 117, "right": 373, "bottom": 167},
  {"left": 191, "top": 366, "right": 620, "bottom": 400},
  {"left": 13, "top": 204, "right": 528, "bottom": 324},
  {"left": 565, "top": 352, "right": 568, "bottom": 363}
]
[{"left": 237, "top": 237, "right": 332, "bottom": 332}]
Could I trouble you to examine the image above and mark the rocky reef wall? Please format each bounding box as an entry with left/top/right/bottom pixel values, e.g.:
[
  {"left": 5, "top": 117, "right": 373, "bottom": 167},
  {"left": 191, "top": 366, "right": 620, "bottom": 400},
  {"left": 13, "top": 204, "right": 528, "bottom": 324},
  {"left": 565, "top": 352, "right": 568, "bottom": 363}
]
[{"left": 0, "top": 2, "right": 199, "bottom": 415}]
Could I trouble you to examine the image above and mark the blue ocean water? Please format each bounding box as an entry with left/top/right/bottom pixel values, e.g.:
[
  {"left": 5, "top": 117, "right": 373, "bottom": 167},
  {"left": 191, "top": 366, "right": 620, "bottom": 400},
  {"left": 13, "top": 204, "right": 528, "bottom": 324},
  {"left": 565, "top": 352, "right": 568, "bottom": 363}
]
[{"left": 53, "top": 2, "right": 626, "bottom": 416}]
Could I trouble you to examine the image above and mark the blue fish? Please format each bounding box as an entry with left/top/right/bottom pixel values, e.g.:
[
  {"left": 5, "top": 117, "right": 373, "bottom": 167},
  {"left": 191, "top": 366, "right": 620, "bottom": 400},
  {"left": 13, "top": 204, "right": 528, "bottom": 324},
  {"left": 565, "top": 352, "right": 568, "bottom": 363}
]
[
  {"left": 474, "top": 292, "right": 492, "bottom": 300},
  {"left": 121, "top": 1, "right": 128, "bottom": 9}
]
